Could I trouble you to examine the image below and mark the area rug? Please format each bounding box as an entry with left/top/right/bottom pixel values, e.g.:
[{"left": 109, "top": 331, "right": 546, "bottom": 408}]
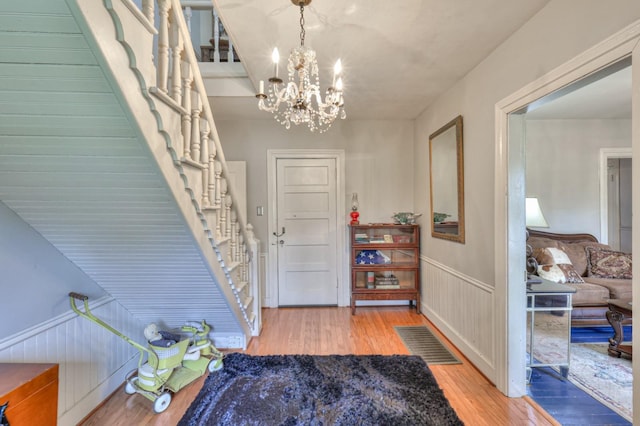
[
  {"left": 394, "top": 326, "right": 461, "bottom": 365},
  {"left": 529, "top": 312, "right": 632, "bottom": 421},
  {"left": 178, "top": 353, "right": 463, "bottom": 426}
]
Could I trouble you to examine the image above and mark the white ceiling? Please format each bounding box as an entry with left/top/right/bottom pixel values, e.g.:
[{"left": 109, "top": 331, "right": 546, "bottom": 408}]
[
  {"left": 210, "top": 0, "right": 552, "bottom": 121},
  {"left": 525, "top": 64, "right": 632, "bottom": 120}
]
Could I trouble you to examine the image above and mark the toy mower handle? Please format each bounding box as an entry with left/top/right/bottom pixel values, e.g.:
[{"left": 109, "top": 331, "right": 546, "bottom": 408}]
[{"left": 69, "top": 292, "right": 88, "bottom": 301}]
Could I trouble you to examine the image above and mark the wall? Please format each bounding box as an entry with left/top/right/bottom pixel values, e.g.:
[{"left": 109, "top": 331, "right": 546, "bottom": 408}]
[
  {"left": 216, "top": 119, "right": 415, "bottom": 251},
  {"left": 525, "top": 119, "right": 632, "bottom": 238},
  {"left": 414, "top": 0, "right": 640, "bottom": 383},
  {"left": 0, "top": 201, "right": 106, "bottom": 338}
]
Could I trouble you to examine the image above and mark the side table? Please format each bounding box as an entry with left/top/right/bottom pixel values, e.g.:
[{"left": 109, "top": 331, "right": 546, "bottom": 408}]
[
  {"left": 606, "top": 298, "right": 632, "bottom": 359},
  {"left": 526, "top": 279, "right": 576, "bottom": 383}
]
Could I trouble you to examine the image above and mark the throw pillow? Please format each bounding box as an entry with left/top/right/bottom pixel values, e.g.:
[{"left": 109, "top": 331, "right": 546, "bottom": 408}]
[
  {"left": 586, "top": 247, "right": 632, "bottom": 279},
  {"left": 535, "top": 247, "right": 585, "bottom": 284}
]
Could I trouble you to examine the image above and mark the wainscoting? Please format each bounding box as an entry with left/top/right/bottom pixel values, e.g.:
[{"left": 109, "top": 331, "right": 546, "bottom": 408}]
[
  {"left": 421, "top": 256, "right": 496, "bottom": 381},
  {"left": 0, "top": 297, "right": 143, "bottom": 426}
]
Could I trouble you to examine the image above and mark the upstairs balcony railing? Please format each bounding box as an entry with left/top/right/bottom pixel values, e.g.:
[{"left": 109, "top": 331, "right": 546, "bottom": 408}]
[{"left": 180, "top": 1, "right": 239, "bottom": 63}]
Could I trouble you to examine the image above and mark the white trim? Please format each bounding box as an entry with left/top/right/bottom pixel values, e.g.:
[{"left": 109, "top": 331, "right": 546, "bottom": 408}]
[
  {"left": 266, "top": 149, "right": 347, "bottom": 307},
  {"left": 599, "top": 147, "right": 632, "bottom": 244},
  {"left": 495, "top": 20, "right": 640, "bottom": 397},
  {"left": 0, "top": 296, "right": 114, "bottom": 349},
  {"left": 422, "top": 255, "right": 495, "bottom": 295}
]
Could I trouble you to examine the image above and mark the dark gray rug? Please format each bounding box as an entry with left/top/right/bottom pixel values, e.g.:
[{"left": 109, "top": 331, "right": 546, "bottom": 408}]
[
  {"left": 178, "top": 353, "right": 463, "bottom": 426},
  {"left": 394, "top": 326, "right": 461, "bottom": 365}
]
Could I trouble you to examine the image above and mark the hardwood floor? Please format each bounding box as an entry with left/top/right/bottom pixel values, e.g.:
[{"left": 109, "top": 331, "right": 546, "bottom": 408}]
[{"left": 81, "top": 307, "right": 558, "bottom": 425}]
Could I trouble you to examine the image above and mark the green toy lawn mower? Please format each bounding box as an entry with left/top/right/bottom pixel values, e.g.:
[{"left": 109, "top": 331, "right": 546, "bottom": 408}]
[{"left": 69, "top": 292, "right": 224, "bottom": 413}]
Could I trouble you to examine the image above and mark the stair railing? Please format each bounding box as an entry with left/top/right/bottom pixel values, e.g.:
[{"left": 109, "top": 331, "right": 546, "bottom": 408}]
[{"left": 138, "top": 0, "right": 259, "bottom": 334}]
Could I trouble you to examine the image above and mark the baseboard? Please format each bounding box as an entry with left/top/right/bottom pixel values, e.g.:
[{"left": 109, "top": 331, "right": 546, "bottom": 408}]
[{"left": 212, "top": 333, "right": 246, "bottom": 349}]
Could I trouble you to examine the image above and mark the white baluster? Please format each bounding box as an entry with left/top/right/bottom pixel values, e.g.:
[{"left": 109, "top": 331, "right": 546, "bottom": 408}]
[
  {"left": 230, "top": 210, "right": 238, "bottom": 262},
  {"left": 201, "top": 121, "right": 210, "bottom": 207},
  {"left": 169, "top": 12, "right": 183, "bottom": 104},
  {"left": 225, "top": 194, "right": 232, "bottom": 239},
  {"left": 157, "top": 0, "right": 171, "bottom": 93},
  {"left": 142, "top": 0, "right": 154, "bottom": 23},
  {"left": 187, "top": 92, "right": 201, "bottom": 161},
  {"left": 208, "top": 138, "right": 217, "bottom": 206},
  {"left": 181, "top": 61, "right": 192, "bottom": 159},
  {"left": 237, "top": 234, "right": 243, "bottom": 265},
  {"left": 213, "top": 9, "right": 221, "bottom": 63},
  {"left": 214, "top": 160, "right": 222, "bottom": 208},
  {"left": 192, "top": 115, "right": 202, "bottom": 164},
  {"left": 228, "top": 39, "right": 234, "bottom": 63},
  {"left": 218, "top": 178, "right": 227, "bottom": 239},
  {"left": 183, "top": 6, "right": 192, "bottom": 34}
]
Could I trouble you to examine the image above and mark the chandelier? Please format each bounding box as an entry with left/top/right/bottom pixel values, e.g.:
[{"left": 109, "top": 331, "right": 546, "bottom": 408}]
[{"left": 256, "top": 0, "right": 346, "bottom": 133}]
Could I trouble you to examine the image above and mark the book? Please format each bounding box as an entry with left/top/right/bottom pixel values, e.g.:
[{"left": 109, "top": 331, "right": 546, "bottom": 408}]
[{"left": 375, "top": 284, "right": 401, "bottom": 289}]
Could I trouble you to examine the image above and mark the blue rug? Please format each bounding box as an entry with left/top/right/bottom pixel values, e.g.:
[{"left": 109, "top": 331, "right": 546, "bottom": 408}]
[
  {"left": 571, "top": 326, "right": 632, "bottom": 343},
  {"left": 178, "top": 353, "right": 463, "bottom": 426}
]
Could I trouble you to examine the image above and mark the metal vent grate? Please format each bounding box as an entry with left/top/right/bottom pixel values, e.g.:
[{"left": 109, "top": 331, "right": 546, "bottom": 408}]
[{"left": 394, "top": 326, "right": 461, "bottom": 365}]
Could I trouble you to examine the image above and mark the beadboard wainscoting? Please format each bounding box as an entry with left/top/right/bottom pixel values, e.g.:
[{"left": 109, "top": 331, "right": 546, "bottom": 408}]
[
  {"left": 0, "top": 297, "right": 143, "bottom": 426},
  {"left": 421, "top": 256, "right": 496, "bottom": 380}
]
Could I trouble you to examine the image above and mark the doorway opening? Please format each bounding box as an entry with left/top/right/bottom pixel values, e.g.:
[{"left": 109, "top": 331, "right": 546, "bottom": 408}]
[{"left": 494, "top": 25, "right": 639, "bottom": 399}]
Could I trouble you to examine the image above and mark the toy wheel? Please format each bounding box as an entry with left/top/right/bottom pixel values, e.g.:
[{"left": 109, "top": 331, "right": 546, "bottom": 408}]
[
  {"left": 153, "top": 392, "right": 172, "bottom": 414},
  {"left": 124, "top": 377, "right": 138, "bottom": 395},
  {"left": 208, "top": 358, "right": 223, "bottom": 373}
]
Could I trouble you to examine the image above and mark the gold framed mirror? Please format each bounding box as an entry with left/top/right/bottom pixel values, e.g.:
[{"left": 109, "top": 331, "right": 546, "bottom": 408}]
[{"left": 429, "top": 115, "right": 465, "bottom": 243}]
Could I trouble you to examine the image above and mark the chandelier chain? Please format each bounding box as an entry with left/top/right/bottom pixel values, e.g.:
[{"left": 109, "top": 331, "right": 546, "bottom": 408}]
[{"left": 299, "top": 4, "right": 305, "bottom": 47}]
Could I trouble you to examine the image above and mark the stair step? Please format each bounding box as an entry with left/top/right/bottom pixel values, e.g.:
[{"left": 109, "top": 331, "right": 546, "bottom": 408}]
[
  {"left": 243, "top": 296, "right": 253, "bottom": 310},
  {"left": 228, "top": 261, "right": 240, "bottom": 272},
  {"left": 236, "top": 281, "right": 248, "bottom": 292}
]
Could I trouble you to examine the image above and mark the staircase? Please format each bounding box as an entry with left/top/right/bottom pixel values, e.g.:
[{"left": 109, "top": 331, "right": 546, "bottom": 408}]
[{"left": 0, "top": 0, "right": 260, "bottom": 345}]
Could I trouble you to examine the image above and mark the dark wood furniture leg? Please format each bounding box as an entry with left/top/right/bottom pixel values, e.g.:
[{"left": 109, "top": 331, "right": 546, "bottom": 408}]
[{"left": 606, "top": 303, "right": 632, "bottom": 358}]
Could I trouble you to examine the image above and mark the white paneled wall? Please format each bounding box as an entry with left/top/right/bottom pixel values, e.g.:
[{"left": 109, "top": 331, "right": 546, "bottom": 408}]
[
  {"left": 421, "top": 257, "right": 496, "bottom": 379},
  {"left": 0, "top": 297, "right": 144, "bottom": 426}
]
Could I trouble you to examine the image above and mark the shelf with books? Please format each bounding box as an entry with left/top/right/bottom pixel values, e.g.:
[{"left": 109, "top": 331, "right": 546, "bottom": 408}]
[{"left": 349, "top": 224, "right": 420, "bottom": 314}]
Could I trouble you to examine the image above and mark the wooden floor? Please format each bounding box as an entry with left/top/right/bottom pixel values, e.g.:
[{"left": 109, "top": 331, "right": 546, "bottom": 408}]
[{"left": 81, "top": 307, "right": 558, "bottom": 425}]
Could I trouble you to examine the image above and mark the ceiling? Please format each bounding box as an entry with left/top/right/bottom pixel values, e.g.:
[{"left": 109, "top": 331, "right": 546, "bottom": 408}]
[
  {"left": 210, "top": 0, "right": 552, "bottom": 121},
  {"left": 525, "top": 63, "right": 632, "bottom": 120}
]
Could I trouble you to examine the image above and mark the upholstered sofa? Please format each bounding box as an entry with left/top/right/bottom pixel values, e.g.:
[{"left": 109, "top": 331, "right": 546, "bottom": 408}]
[{"left": 528, "top": 229, "right": 632, "bottom": 326}]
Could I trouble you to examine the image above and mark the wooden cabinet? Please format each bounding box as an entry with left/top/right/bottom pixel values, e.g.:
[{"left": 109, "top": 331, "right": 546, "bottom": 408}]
[
  {"left": 0, "top": 363, "right": 58, "bottom": 426},
  {"left": 350, "top": 224, "right": 420, "bottom": 314}
]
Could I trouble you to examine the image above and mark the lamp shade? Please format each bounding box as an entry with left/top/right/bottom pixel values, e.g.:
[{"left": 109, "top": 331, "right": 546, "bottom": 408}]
[{"left": 525, "top": 197, "right": 549, "bottom": 228}]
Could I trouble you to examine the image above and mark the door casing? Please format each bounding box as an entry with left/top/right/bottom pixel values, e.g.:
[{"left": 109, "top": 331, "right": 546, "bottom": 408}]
[
  {"left": 495, "top": 22, "right": 640, "bottom": 398},
  {"left": 266, "top": 149, "right": 347, "bottom": 308}
]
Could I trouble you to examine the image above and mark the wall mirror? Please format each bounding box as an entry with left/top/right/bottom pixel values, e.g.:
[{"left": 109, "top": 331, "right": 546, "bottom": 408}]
[{"left": 429, "top": 115, "right": 465, "bottom": 243}]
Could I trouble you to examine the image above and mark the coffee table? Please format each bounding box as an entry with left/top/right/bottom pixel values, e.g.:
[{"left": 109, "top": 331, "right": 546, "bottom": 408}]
[{"left": 606, "top": 298, "right": 632, "bottom": 359}]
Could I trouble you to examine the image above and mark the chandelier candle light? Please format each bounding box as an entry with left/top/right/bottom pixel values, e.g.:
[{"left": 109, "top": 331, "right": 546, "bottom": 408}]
[{"left": 256, "top": 0, "right": 346, "bottom": 133}]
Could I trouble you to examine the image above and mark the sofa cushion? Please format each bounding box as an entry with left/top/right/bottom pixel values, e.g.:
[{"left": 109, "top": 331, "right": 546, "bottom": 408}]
[
  {"left": 534, "top": 247, "right": 584, "bottom": 283},
  {"left": 559, "top": 242, "right": 610, "bottom": 277},
  {"left": 583, "top": 276, "right": 632, "bottom": 300},
  {"left": 537, "top": 263, "right": 584, "bottom": 283},
  {"left": 586, "top": 247, "right": 633, "bottom": 279},
  {"left": 563, "top": 282, "right": 609, "bottom": 306}
]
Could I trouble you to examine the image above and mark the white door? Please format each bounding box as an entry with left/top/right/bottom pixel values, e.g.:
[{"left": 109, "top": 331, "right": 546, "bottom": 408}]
[{"left": 275, "top": 158, "right": 338, "bottom": 306}]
